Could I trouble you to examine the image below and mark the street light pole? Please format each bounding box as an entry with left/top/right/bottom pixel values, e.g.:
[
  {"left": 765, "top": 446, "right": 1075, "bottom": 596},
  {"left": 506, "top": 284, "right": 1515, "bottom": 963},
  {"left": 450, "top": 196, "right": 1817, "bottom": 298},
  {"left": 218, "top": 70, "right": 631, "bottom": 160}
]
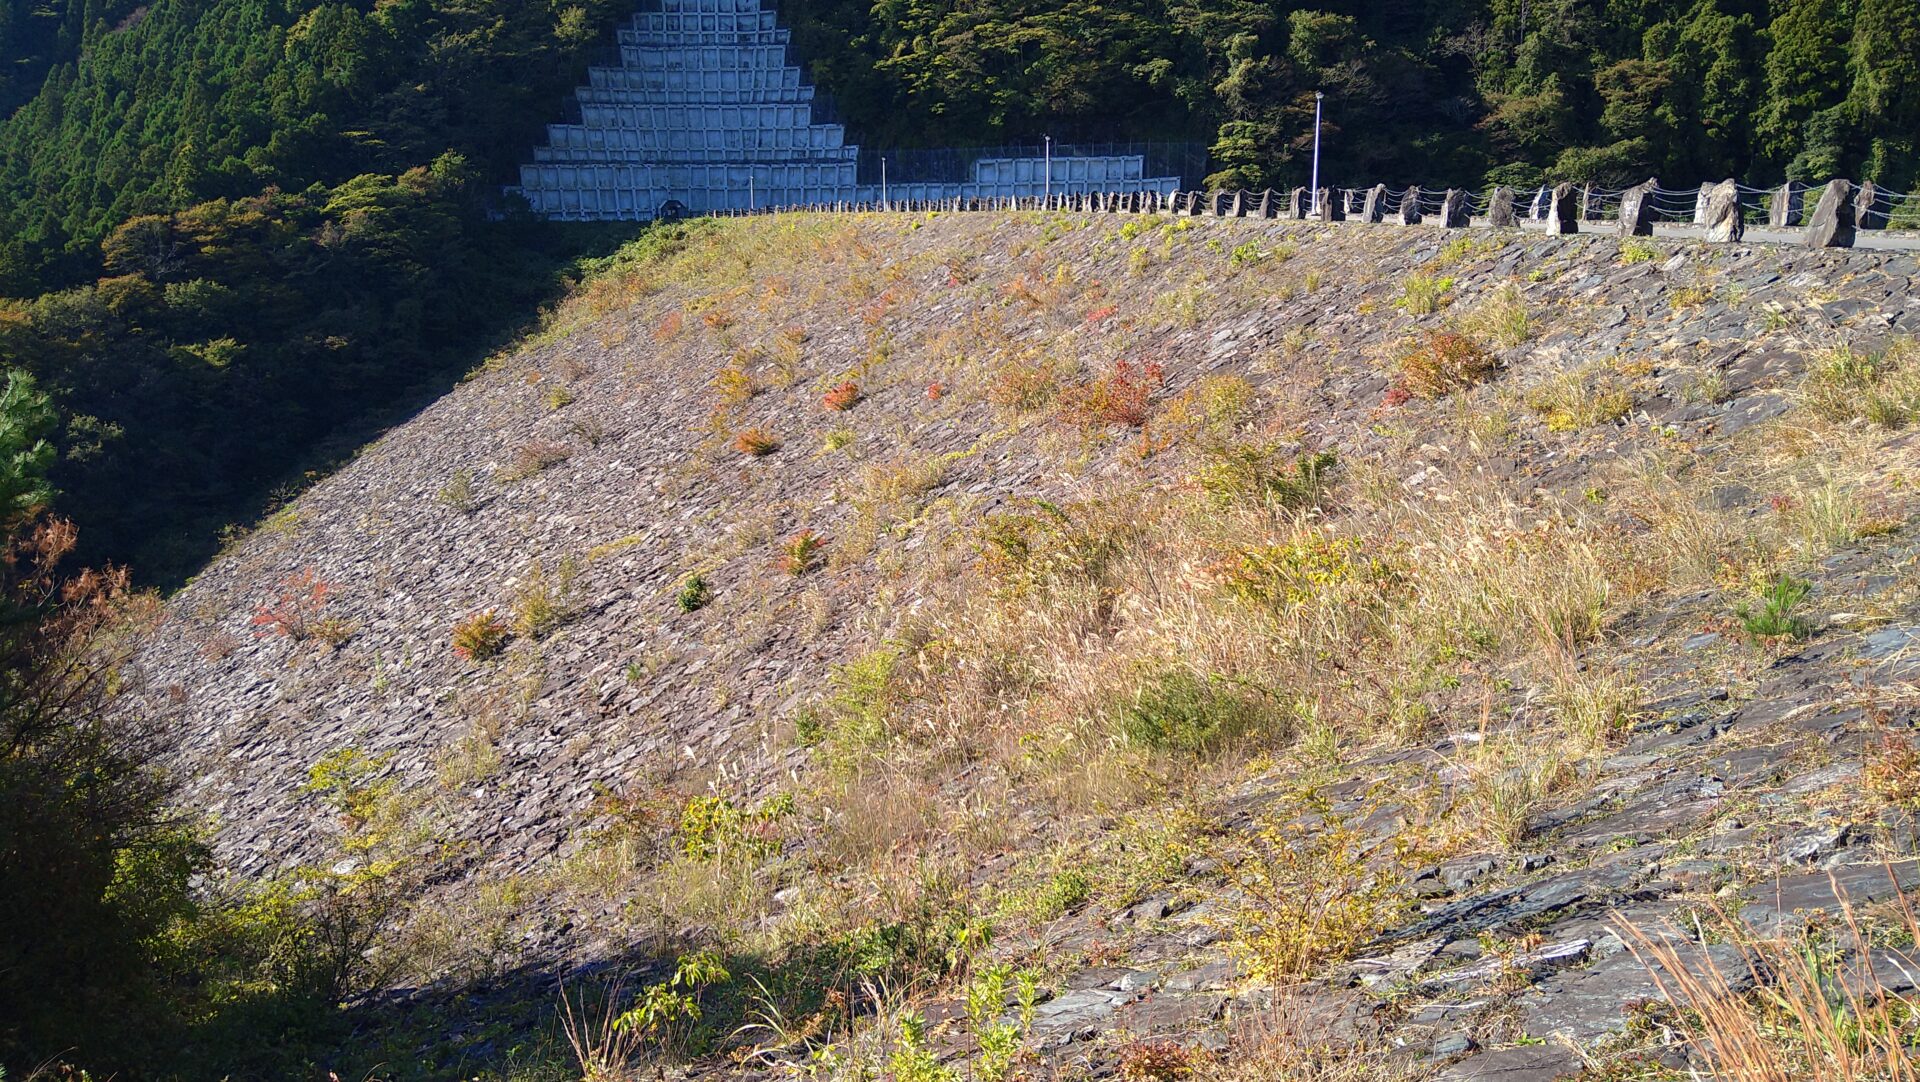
[
  {"left": 1044, "top": 135, "right": 1052, "bottom": 209},
  {"left": 881, "top": 157, "right": 888, "bottom": 208},
  {"left": 1310, "top": 91, "right": 1324, "bottom": 217}
]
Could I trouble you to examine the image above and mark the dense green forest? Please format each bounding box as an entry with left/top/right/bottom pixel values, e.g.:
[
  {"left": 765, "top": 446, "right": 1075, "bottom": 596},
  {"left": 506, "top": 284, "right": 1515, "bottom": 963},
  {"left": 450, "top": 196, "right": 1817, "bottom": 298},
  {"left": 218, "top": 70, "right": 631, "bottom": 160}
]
[{"left": 1, "top": 0, "right": 1918, "bottom": 584}]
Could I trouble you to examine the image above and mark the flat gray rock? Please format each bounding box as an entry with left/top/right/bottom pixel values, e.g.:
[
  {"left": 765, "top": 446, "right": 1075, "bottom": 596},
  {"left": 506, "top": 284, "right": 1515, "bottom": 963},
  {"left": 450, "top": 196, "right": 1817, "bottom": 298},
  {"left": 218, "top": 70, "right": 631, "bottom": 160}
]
[{"left": 1435, "top": 1044, "right": 1582, "bottom": 1081}]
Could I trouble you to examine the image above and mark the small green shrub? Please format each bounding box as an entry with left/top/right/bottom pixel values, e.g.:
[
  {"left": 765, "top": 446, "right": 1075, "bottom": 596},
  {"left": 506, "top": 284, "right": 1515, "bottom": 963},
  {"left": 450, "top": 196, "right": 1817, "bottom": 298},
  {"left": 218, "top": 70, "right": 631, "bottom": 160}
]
[
  {"left": 1113, "top": 669, "right": 1270, "bottom": 755},
  {"left": 676, "top": 574, "right": 712, "bottom": 613},
  {"left": 1737, "top": 576, "right": 1813, "bottom": 641},
  {"left": 1619, "top": 238, "right": 1658, "bottom": 264},
  {"left": 1396, "top": 272, "right": 1455, "bottom": 315},
  {"left": 1212, "top": 803, "right": 1404, "bottom": 983},
  {"left": 512, "top": 557, "right": 576, "bottom": 639},
  {"left": 437, "top": 468, "right": 478, "bottom": 513},
  {"left": 778, "top": 530, "right": 827, "bottom": 575},
  {"left": 1193, "top": 445, "right": 1337, "bottom": 509},
  {"left": 676, "top": 793, "right": 794, "bottom": 862}
]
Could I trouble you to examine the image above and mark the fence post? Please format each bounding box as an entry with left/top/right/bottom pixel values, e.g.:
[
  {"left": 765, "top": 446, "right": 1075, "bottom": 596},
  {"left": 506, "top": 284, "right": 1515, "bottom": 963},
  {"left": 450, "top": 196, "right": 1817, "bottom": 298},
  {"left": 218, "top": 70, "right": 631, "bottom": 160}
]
[
  {"left": 1857, "top": 181, "right": 1887, "bottom": 230},
  {"left": 1545, "top": 183, "right": 1579, "bottom": 233},
  {"left": 1692, "top": 183, "right": 1712, "bottom": 223},
  {"left": 1313, "top": 188, "right": 1341, "bottom": 221},
  {"left": 1398, "top": 186, "right": 1423, "bottom": 224},
  {"left": 1288, "top": 187, "right": 1307, "bottom": 219},
  {"left": 1805, "top": 179, "right": 1857, "bottom": 248},
  {"left": 1362, "top": 184, "right": 1386, "bottom": 222},
  {"left": 1702, "top": 179, "right": 1743, "bottom": 242},
  {"left": 1488, "top": 186, "right": 1517, "bottom": 227},
  {"left": 1441, "top": 189, "right": 1470, "bottom": 227},
  {"left": 1769, "top": 182, "right": 1802, "bottom": 228},
  {"left": 1619, "top": 179, "right": 1657, "bottom": 236}
]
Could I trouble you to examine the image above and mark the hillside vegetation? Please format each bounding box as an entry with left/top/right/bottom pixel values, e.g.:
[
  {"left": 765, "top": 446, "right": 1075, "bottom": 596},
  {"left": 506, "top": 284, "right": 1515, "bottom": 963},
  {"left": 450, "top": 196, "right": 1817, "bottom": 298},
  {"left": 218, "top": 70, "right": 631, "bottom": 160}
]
[{"left": 45, "top": 209, "right": 1920, "bottom": 1080}]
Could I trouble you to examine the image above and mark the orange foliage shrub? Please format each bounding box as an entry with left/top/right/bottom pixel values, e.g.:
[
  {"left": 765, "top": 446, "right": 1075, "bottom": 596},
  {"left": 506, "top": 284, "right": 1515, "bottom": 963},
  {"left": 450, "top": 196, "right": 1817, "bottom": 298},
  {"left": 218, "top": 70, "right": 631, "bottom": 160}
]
[
  {"left": 1057, "top": 360, "right": 1166, "bottom": 428},
  {"left": 823, "top": 382, "right": 862, "bottom": 411},
  {"left": 250, "top": 569, "right": 332, "bottom": 640},
  {"left": 734, "top": 428, "right": 780, "bottom": 456}
]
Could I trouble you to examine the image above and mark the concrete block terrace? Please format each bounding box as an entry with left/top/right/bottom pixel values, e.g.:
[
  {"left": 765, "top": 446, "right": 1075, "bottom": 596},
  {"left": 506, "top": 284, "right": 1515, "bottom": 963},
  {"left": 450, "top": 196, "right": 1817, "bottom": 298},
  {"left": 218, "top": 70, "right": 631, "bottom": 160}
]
[{"left": 508, "top": 0, "right": 1184, "bottom": 217}]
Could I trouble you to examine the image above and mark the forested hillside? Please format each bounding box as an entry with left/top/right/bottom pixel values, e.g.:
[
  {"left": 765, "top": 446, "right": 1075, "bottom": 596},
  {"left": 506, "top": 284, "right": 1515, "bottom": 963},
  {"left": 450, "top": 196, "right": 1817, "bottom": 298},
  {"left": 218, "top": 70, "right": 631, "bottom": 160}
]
[{"left": 0, "top": 0, "right": 1918, "bottom": 584}]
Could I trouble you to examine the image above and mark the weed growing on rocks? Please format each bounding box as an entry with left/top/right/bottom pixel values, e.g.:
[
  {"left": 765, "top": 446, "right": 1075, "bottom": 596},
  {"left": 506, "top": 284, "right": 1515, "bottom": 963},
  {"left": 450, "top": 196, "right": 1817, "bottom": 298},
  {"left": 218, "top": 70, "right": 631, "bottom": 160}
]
[
  {"left": 1736, "top": 575, "right": 1812, "bottom": 641},
  {"left": 436, "top": 468, "right": 478, "bottom": 513},
  {"left": 502, "top": 438, "right": 571, "bottom": 480},
  {"left": 1619, "top": 237, "right": 1659, "bottom": 264},
  {"left": 451, "top": 610, "right": 509, "bottom": 661},
  {"left": 1461, "top": 282, "right": 1532, "bottom": 348},
  {"left": 676, "top": 574, "right": 712, "bottom": 613},
  {"left": 734, "top": 427, "right": 780, "bottom": 456},
  {"left": 250, "top": 569, "right": 332, "bottom": 640},
  {"left": 1113, "top": 668, "right": 1274, "bottom": 755},
  {"left": 1525, "top": 364, "right": 1635, "bottom": 430},
  {"left": 1805, "top": 338, "right": 1920, "bottom": 427},
  {"left": 1396, "top": 330, "right": 1497, "bottom": 398},
  {"left": 512, "top": 557, "right": 577, "bottom": 639},
  {"left": 1057, "top": 360, "right": 1165, "bottom": 428},
  {"left": 1212, "top": 801, "right": 1406, "bottom": 984},
  {"left": 779, "top": 530, "right": 827, "bottom": 576},
  {"left": 823, "top": 381, "right": 862, "bottom": 411},
  {"left": 1396, "top": 271, "right": 1454, "bottom": 315},
  {"left": 1193, "top": 445, "right": 1338, "bottom": 510}
]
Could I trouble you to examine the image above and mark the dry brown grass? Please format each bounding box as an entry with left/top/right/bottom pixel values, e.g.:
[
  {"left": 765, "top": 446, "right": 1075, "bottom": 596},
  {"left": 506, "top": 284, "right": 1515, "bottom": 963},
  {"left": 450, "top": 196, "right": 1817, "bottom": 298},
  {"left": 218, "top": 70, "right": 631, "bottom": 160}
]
[{"left": 1620, "top": 879, "right": 1920, "bottom": 1081}]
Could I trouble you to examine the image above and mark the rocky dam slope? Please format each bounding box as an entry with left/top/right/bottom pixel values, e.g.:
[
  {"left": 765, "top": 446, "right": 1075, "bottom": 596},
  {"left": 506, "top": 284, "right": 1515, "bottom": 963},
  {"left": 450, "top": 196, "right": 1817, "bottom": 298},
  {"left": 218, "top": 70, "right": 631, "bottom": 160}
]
[{"left": 126, "top": 211, "right": 1920, "bottom": 1080}]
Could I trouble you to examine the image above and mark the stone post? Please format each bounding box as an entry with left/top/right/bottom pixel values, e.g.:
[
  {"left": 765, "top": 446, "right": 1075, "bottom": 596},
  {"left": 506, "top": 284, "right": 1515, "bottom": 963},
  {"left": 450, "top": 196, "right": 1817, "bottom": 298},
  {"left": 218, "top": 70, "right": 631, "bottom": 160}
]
[
  {"left": 1702, "top": 179, "right": 1743, "bottom": 242},
  {"left": 1314, "top": 189, "right": 1342, "bottom": 221},
  {"left": 1362, "top": 184, "right": 1387, "bottom": 223},
  {"left": 1769, "top": 182, "right": 1802, "bottom": 229},
  {"left": 1805, "top": 179, "right": 1857, "bottom": 247},
  {"left": 1546, "top": 183, "right": 1579, "bottom": 233},
  {"left": 1440, "top": 188, "right": 1470, "bottom": 227},
  {"left": 1255, "top": 190, "right": 1275, "bottom": 218},
  {"left": 1187, "top": 191, "right": 1205, "bottom": 215},
  {"left": 1229, "top": 191, "right": 1245, "bottom": 217},
  {"left": 1857, "top": 181, "right": 1887, "bottom": 230},
  {"left": 1488, "top": 186, "right": 1517, "bottom": 227},
  {"left": 1619, "top": 178, "right": 1657, "bottom": 236},
  {"left": 1399, "top": 186, "right": 1423, "bottom": 224},
  {"left": 1529, "top": 186, "right": 1547, "bottom": 219},
  {"left": 1692, "top": 183, "right": 1712, "bottom": 224},
  {"left": 1288, "top": 187, "right": 1308, "bottom": 219},
  {"left": 1208, "top": 190, "right": 1226, "bottom": 216}
]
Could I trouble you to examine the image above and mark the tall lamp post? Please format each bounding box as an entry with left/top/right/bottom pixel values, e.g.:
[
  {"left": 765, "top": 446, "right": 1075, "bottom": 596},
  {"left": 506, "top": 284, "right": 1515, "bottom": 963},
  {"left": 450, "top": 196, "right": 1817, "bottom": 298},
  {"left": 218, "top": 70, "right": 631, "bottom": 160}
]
[
  {"left": 1309, "top": 90, "right": 1324, "bottom": 217},
  {"left": 1043, "top": 135, "right": 1052, "bottom": 208}
]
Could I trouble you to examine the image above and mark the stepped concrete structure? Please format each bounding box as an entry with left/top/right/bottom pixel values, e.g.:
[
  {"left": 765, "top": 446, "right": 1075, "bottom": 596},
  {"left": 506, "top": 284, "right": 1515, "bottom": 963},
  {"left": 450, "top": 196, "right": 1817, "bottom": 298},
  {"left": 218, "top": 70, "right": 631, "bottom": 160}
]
[{"left": 511, "top": 0, "right": 1183, "bottom": 219}]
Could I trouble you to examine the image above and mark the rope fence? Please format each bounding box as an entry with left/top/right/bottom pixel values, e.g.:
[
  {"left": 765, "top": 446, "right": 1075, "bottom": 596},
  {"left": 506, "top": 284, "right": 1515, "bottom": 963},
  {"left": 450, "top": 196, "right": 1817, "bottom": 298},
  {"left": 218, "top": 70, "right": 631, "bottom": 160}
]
[{"left": 682, "top": 176, "right": 1918, "bottom": 249}]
